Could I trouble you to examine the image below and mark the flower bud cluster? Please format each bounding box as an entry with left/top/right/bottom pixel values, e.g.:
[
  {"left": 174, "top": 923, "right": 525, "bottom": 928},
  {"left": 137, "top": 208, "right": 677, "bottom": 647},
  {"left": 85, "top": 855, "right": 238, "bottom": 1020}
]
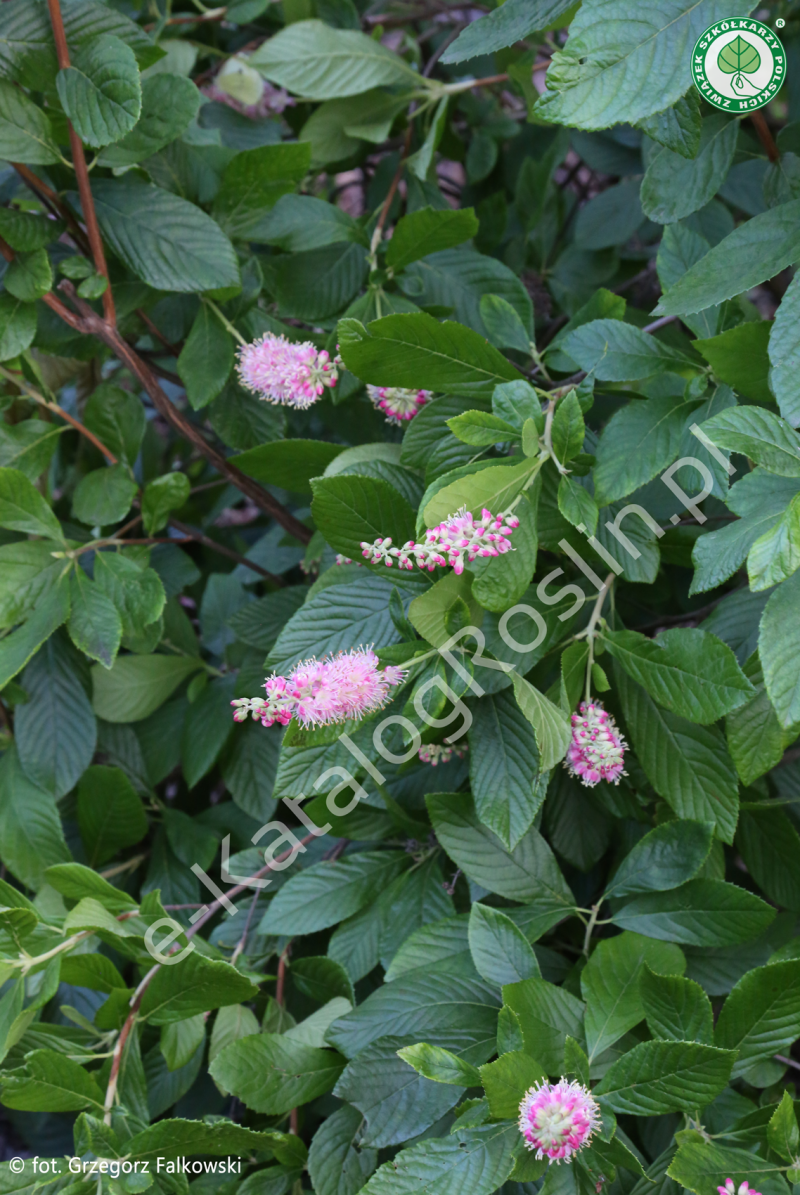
[
  {"left": 418, "top": 742, "right": 468, "bottom": 766},
  {"left": 565, "top": 701, "right": 627, "bottom": 787},
  {"left": 232, "top": 647, "right": 405, "bottom": 729},
  {"left": 361, "top": 507, "right": 519, "bottom": 575},
  {"left": 366, "top": 385, "right": 431, "bottom": 425},
  {"left": 236, "top": 333, "right": 338, "bottom": 408}
]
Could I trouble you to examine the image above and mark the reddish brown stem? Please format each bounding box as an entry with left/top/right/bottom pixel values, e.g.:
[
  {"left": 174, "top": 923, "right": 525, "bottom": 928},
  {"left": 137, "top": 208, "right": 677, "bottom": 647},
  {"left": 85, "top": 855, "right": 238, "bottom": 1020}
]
[
  {"left": 46, "top": 0, "right": 116, "bottom": 326},
  {"left": 11, "top": 164, "right": 92, "bottom": 255},
  {"left": 137, "top": 308, "right": 181, "bottom": 358},
  {"left": 752, "top": 110, "right": 780, "bottom": 163},
  {"left": 169, "top": 518, "right": 285, "bottom": 584},
  {"left": 56, "top": 281, "right": 313, "bottom": 544}
]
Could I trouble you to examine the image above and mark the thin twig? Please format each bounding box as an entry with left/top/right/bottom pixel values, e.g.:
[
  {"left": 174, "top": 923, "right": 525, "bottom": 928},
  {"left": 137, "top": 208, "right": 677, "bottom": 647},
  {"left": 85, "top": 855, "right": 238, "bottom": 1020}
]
[
  {"left": 642, "top": 314, "right": 679, "bottom": 334},
  {"left": 12, "top": 163, "right": 92, "bottom": 255},
  {"left": 46, "top": 0, "right": 116, "bottom": 326},
  {"left": 0, "top": 364, "right": 119, "bottom": 463},
  {"left": 137, "top": 309, "right": 181, "bottom": 358},
  {"left": 230, "top": 887, "right": 261, "bottom": 966},
  {"left": 169, "top": 517, "right": 286, "bottom": 584},
  {"left": 751, "top": 111, "right": 780, "bottom": 163}
]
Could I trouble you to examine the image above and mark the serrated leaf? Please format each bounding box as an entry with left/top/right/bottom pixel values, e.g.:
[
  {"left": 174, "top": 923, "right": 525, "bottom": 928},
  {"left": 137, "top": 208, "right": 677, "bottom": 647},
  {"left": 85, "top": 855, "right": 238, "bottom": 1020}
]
[
  {"left": 604, "top": 819, "right": 713, "bottom": 899},
  {"left": 714, "top": 958, "right": 800, "bottom": 1078},
  {"left": 612, "top": 878, "right": 775, "bottom": 947},
  {"left": 0, "top": 1048, "right": 104, "bottom": 1112},
  {"left": 387, "top": 207, "right": 479, "bottom": 273},
  {"left": 479, "top": 1050, "right": 546, "bottom": 1119},
  {"left": 359, "top": 1122, "right": 516, "bottom": 1195},
  {"left": 640, "top": 966, "right": 714, "bottom": 1045},
  {"left": 503, "top": 976, "right": 584, "bottom": 1073},
  {"left": 769, "top": 271, "right": 800, "bottom": 426},
  {"left": 0, "top": 79, "right": 59, "bottom": 163},
  {"left": 759, "top": 569, "right": 800, "bottom": 729},
  {"left": 442, "top": 0, "right": 574, "bottom": 63},
  {"left": 90, "top": 653, "right": 203, "bottom": 722},
  {"left": 56, "top": 33, "right": 141, "bottom": 148},
  {"left": 736, "top": 806, "right": 800, "bottom": 911},
  {"left": 209, "top": 1032, "right": 344, "bottom": 1113},
  {"left": 641, "top": 116, "right": 738, "bottom": 225},
  {"left": 593, "top": 1040, "right": 735, "bottom": 1115},
  {"left": 98, "top": 73, "right": 200, "bottom": 167},
  {"left": 511, "top": 672, "right": 571, "bottom": 771},
  {"left": 468, "top": 903, "right": 541, "bottom": 987},
  {"left": 468, "top": 688, "right": 548, "bottom": 850},
  {"left": 260, "top": 852, "right": 410, "bottom": 936},
  {"left": 593, "top": 393, "right": 701, "bottom": 506},
  {"left": 176, "top": 305, "right": 234, "bottom": 410},
  {"left": 397, "top": 1042, "right": 482, "bottom": 1087}
]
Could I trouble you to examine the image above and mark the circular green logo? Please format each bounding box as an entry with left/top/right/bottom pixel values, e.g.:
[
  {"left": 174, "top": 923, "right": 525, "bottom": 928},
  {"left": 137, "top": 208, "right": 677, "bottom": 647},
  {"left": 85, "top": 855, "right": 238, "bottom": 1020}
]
[{"left": 692, "top": 18, "right": 785, "bottom": 113}]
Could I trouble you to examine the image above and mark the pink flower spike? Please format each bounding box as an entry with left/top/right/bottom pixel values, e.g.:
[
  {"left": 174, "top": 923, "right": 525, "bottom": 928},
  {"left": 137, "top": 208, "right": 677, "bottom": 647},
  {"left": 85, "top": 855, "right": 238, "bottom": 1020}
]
[
  {"left": 718, "top": 1183, "right": 761, "bottom": 1195},
  {"left": 519, "top": 1079, "right": 601, "bottom": 1164},
  {"left": 236, "top": 333, "right": 338, "bottom": 409},
  {"left": 367, "top": 385, "right": 432, "bottom": 425},
  {"left": 565, "top": 701, "right": 627, "bottom": 788}
]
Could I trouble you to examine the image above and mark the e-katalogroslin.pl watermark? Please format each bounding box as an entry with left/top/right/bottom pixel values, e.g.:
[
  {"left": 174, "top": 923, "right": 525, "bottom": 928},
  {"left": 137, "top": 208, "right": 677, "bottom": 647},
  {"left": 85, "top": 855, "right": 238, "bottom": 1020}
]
[{"left": 144, "top": 421, "right": 734, "bottom": 967}]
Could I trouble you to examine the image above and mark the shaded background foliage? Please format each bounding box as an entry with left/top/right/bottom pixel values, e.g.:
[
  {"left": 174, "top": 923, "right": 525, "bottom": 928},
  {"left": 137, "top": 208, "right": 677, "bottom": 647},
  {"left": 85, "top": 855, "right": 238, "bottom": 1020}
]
[{"left": 1, "top": 1, "right": 800, "bottom": 1194}]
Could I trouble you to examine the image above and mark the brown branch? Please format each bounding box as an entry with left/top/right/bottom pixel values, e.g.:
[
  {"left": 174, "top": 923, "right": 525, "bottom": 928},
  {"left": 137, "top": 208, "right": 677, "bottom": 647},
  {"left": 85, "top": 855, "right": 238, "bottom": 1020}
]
[
  {"left": 11, "top": 164, "right": 92, "bottom": 255},
  {"left": 0, "top": 363, "right": 119, "bottom": 462},
  {"left": 46, "top": 0, "right": 116, "bottom": 326},
  {"left": 137, "top": 308, "right": 181, "bottom": 358},
  {"left": 55, "top": 282, "right": 313, "bottom": 544},
  {"left": 169, "top": 518, "right": 286, "bottom": 584},
  {"left": 751, "top": 111, "right": 780, "bottom": 164}
]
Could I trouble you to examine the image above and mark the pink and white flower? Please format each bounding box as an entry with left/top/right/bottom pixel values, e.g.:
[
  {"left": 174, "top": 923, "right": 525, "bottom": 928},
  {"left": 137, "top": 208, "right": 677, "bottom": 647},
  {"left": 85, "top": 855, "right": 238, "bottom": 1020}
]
[
  {"left": 718, "top": 1181, "right": 762, "bottom": 1195},
  {"left": 518, "top": 1079, "right": 601, "bottom": 1163},
  {"left": 418, "top": 742, "right": 468, "bottom": 766},
  {"left": 361, "top": 507, "right": 519, "bottom": 575},
  {"left": 367, "top": 385, "right": 431, "bottom": 425},
  {"left": 565, "top": 701, "right": 627, "bottom": 788},
  {"left": 232, "top": 647, "right": 405, "bottom": 729},
  {"left": 236, "top": 333, "right": 338, "bottom": 409}
]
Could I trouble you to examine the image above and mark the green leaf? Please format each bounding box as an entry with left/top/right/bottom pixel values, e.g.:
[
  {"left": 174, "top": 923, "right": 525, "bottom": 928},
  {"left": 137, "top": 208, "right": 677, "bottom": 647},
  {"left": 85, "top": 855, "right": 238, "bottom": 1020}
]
[
  {"left": 400, "top": 249, "right": 532, "bottom": 340},
  {"left": 0, "top": 419, "right": 62, "bottom": 481},
  {"left": 551, "top": 391, "right": 585, "bottom": 466},
  {"left": 0, "top": 207, "right": 63, "bottom": 251},
  {"left": 181, "top": 674, "right": 236, "bottom": 789},
  {"left": 0, "top": 465, "right": 62, "bottom": 540},
  {"left": 593, "top": 393, "right": 700, "bottom": 506},
  {"left": 255, "top": 193, "right": 359, "bottom": 251},
  {"left": 426, "top": 792, "right": 575, "bottom": 919},
  {"left": 94, "top": 552, "right": 165, "bottom": 642},
  {"left": 212, "top": 143, "right": 311, "bottom": 240},
  {"left": 237, "top": 440, "right": 345, "bottom": 494},
  {"left": 769, "top": 271, "right": 800, "bottom": 426},
  {"left": 387, "top": 208, "right": 479, "bottom": 273},
  {"left": 0, "top": 79, "right": 59, "bottom": 163},
  {"left": 656, "top": 200, "right": 800, "bottom": 317},
  {"left": 726, "top": 655, "right": 795, "bottom": 784},
  {"left": 604, "top": 819, "right": 713, "bottom": 899},
  {"left": 88, "top": 179, "right": 240, "bottom": 293},
  {"left": 468, "top": 687, "right": 548, "bottom": 850},
  {"left": 641, "top": 116, "right": 738, "bottom": 225},
  {"left": 361, "top": 1122, "right": 516, "bottom": 1195},
  {"left": 615, "top": 666, "right": 739, "bottom": 843},
  {"left": 693, "top": 322, "right": 773, "bottom": 405},
  {"left": 140, "top": 951, "right": 257, "bottom": 1025},
  {"left": 261, "top": 852, "right": 409, "bottom": 936},
  {"left": 581, "top": 932, "right": 686, "bottom": 1060},
  {"left": 447, "top": 410, "right": 519, "bottom": 447},
  {"left": 4, "top": 248, "right": 52, "bottom": 302},
  {"left": 83, "top": 382, "right": 146, "bottom": 468},
  {"left": 535, "top": 1, "right": 733, "bottom": 130},
  {"left": 407, "top": 570, "right": 482, "bottom": 648},
  {"left": 176, "top": 305, "right": 234, "bottom": 410},
  {"left": 15, "top": 631, "right": 96, "bottom": 799},
  {"left": 72, "top": 464, "right": 137, "bottom": 526},
  {"left": 0, "top": 744, "right": 71, "bottom": 889},
  {"left": 593, "top": 1040, "right": 735, "bottom": 1115},
  {"left": 141, "top": 472, "right": 190, "bottom": 535},
  {"left": 562, "top": 319, "right": 692, "bottom": 382},
  {"left": 56, "top": 33, "right": 141, "bottom": 148},
  {"left": 161, "top": 1016, "right": 206, "bottom": 1072},
  {"left": 468, "top": 903, "right": 541, "bottom": 987},
  {"left": 90, "top": 653, "right": 203, "bottom": 722},
  {"left": 479, "top": 1050, "right": 547, "bottom": 1118},
  {"left": 612, "top": 879, "right": 775, "bottom": 947},
  {"left": 125, "top": 1118, "right": 283, "bottom": 1164},
  {"left": 97, "top": 73, "right": 200, "bottom": 167},
  {"left": 471, "top": 485, "right": 540, "bottom": 613},
  {"left": 480, "top": 293, "right": 532, "bottom": 354},
  {"left": 338, "top": 312, "right": 522, "bottom": 400},
  {"left": 311, "top": 473, "right": 417, "bottom": 561},
  {"left": 76, "top": 764, "right": 147, "bottom": 866},
  {"left": 636, "top": 91, "right": 702, "bottom": 159},
  {"left": 397, "top": 1042, "right": 482, "bottom": 1087},
  {"left": 274, "top": 241, "right": 368, "bottom": 321},
  {"left": 768, "top": 1091, "right": 800, "bottom": 1162},
  {"left": 558, "top": 474, "right": 599, "bottom": 534},
  {"left": 603, "top": 628, "right": 754, "bottom": 724},
  {"left": 668, "top": 1138, "right": 789, "bottom": 1195},
  {"left": 68, "top": 569, "right": 121, "bottom": 670},
  {"left": 640, "top": 965, "right": 714, "bottom": 1044},
  {"left": 423, "top": 458, "right": 539, "bottom": 530},
  {"left": 442, "top": 0, "right": 574, "bottom": 63},
  {"left": 0, "top": 1048, "right": 104, "bottom": 1112},
  {"left": 502, "top": 976, "right": 585, "bottom": 1073},
  {"left": 209, "top": 1033, "right": 345, "bottom": 1113},
  {"left": 249, "top": 19, "right": 418, "bottom": 99},
  {"left": 0, "top": 293, "right": 36, "bottom": 361},
  {"left": 511, "top": 672, "right": 571, "bottom": 771},
  {"left": 700, "top": 406, "right": 800, "bottom": 477},
  {"left": 714, "top": 959, "right": 800, "bottom": 1078},
  {"left": 0, "top": 578, "right": 71, "bottom": 692},
  {"left": 308, "top": 1105, "right": 378, "bottom": 1195},
  {"left": 736, "top": 806, "right": 800, "bottom": 911},
  {"left": 760, "top": 570, "right": 800, "bottom": 729}
]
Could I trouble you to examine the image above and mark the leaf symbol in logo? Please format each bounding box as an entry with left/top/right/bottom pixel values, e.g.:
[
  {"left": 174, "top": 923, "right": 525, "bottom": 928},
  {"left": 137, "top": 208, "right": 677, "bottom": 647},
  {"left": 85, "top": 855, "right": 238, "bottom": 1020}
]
[{"left": 717, "top": 35, "right": 761, "bottom": 91}]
